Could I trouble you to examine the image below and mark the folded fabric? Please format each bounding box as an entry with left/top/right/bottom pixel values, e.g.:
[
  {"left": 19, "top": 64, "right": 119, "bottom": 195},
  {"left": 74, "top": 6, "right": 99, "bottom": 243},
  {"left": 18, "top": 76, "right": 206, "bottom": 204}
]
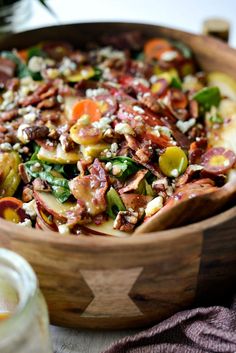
[{"left": 103, "top": 298, "right": 236, "bottom": 353}]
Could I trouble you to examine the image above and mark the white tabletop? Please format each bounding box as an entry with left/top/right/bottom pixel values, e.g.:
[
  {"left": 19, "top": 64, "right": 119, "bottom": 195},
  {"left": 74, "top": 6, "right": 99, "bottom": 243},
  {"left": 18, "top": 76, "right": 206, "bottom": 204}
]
[
  {"left": 18, "top": 1, "right": 236, "bottom": 352},
  {"left": 22, "top": 0, "right": 236, "bottom": 47}
]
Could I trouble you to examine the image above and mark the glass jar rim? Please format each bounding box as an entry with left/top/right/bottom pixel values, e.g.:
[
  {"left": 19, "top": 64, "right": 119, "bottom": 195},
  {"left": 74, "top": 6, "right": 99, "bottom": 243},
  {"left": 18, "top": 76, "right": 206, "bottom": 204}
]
[{"left": 0, "top": 248, "right": 38, "bottom": 339}]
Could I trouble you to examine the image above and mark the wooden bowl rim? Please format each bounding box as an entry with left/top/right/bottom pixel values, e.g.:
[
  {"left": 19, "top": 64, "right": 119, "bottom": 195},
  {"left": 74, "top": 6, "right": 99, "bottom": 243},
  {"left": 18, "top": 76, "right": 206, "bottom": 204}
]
[
  {"left": 1, "top": 204, "right": 235, "bottom": 249},
  {"left": 0, "top": 21, "right": 233, "bottom": 52},
  {"left": 0, "top": 22, "right": 235, "bottom": 249}
]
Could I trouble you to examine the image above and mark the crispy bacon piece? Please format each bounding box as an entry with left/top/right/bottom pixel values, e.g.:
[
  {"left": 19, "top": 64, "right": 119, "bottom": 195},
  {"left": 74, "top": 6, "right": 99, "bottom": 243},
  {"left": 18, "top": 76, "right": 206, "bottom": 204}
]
[
  {"left": 124, "top": 135, "right": 153, "bottom": 164},
  {"left": 119, "top": 169, "right": 148, "bottom": 193},
  {"left": 120, "top": 194, "right": 152, "bottom": 212},
  {"left": 69, "top": 159, "right": 108, "bottom": 216}
]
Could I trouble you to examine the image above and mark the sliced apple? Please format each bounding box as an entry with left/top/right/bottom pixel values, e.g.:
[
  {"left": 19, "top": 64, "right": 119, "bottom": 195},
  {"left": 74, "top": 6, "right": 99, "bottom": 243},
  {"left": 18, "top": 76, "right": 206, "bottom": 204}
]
[
  {"left": 64, "top": 96, "right": 79, "bottom": 120},
  {"left": 36, "top": 202, "right": 58, "bottom": 231},
  {"left": 207, "top": 99, "right": 236, "bottom": 154},
  {"left": 37, "top": 143, "right": 81, "bottom": 164},
  {"left": 0, "top": 197, "right": 27, "bottom": 223},
  {"left": 82, "top": 219, "right": 130, "bottom": 237},
  {"left": 207, "top": 72, "right": 236, "bottom": 101},
  {"left": 67, "top": 66, "right": 95, "bottom": 82},
  {"left": 34, "top": 191, "right": 76, "bottom": 222},
  {"left": 80, "top": 143, "right": 110, "bottom": 158}
]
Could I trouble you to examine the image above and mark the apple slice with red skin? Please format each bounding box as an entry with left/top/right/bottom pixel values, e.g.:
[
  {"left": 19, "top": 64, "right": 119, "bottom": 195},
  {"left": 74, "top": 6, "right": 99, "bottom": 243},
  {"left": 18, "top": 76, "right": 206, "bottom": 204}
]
[
  {"left": 81, "top": 219, "right": 129, "bottom": 237},
  {"left": 0, "top": 197, "right": 28, "bottom": 223},
  {"left": 35, "top": 201, "right": 58, "bottom": 232},
  {"left": 34, "top": 191, "right": 76, "bottom": 222}
]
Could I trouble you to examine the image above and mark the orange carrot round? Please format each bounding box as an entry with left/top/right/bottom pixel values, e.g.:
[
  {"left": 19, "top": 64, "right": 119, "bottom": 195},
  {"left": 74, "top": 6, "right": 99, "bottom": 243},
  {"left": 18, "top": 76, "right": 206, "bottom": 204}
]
[
  {"left": 71, "top": 99, "right": 101, "bottom": 122},
  {"left": 144, "top": 38, "right": 172, "bottom": 60}
]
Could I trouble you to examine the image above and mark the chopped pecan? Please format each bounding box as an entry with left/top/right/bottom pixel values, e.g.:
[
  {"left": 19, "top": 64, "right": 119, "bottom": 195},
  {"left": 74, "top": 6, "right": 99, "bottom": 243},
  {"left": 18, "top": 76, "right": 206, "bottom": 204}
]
[
  {"left": 23, "top": 126, "right": 49, "bottom": 141},
  {"left": 40, "top": 110, "right": 61, "bottom": 123},
  {"left": 18, "top": 163, "right": 31, "bottom": 184},
  {"left": 59, "top": 133, "right": 75, "bottom": 152},
  {"left": 39, "top": 86, "right": 58, "bottom": 100},
  {"left": 22, "top": 186, "right": 34, "bottom": 203},
  {"left": 113, "top": 210, "right": 139, "bottom": 232},
  {"left": 37, "top": 97, "right": 57, "bottom": 109},
  {"left": 0, "top": 109, "right": 18, "bottom": 122},
  {"left": 48, "top": 128, "right": 60, "bottom": 140}
]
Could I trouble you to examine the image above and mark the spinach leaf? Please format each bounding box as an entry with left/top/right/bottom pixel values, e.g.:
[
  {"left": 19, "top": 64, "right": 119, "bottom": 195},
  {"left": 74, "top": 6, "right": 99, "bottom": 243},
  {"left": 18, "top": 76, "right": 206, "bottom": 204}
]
[
  {"left": 193, "top": 86, "right": 221, "bottom": 111},
  {"left": 39, "top": 171, "right": 71, "bottom": 203},
  {"left": 100, "top": 156, "right": 141, "bottom": 181},
  {"left": 28, "top": 47, "right": 47, "bottom": 60},
  {"left": 171, "top": 76, "right": 182, "bottom": 89},
  {"left": 24, "top": 160, "right": 71, "bottom": 203}
]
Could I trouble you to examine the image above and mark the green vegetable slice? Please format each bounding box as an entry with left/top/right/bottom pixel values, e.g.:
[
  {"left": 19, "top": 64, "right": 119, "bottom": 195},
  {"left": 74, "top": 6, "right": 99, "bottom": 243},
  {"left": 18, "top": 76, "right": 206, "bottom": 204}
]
[
  {"left": 106, "top": 187, "right": 126, "bottom": 219},
  {"left": 193, "top": 86, "right": 221, "bottom": 111}
]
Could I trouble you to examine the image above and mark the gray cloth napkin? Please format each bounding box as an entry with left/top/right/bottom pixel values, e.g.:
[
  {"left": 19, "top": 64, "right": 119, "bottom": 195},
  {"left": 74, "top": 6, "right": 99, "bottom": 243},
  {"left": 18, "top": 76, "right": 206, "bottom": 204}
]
[{"left": 103, "top": 298, "right": 236, "bottom": 353}]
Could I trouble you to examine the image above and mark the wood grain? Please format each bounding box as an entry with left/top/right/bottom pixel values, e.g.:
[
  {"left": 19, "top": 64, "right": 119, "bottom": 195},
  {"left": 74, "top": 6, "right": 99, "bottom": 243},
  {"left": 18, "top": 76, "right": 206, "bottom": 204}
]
[{"left": 0, "top": 23, "right": 235, "bottom": 329}]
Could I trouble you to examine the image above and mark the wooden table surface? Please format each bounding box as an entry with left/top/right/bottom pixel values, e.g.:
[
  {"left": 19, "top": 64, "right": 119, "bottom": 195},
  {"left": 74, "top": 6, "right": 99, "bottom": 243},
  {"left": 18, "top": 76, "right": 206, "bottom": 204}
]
[{"left": 51, "top": 326, "right": 138, "bottom": 353}]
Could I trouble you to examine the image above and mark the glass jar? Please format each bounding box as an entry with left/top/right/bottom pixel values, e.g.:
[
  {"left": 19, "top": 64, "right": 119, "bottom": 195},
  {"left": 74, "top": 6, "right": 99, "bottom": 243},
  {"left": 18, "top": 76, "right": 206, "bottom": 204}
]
[{"left": 0, "top": 248, "right": 53, "bottom": 353}]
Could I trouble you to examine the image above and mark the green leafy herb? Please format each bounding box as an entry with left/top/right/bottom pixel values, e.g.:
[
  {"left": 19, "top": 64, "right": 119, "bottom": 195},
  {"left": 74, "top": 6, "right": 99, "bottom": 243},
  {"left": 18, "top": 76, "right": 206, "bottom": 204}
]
[
  {"left": 171, "top": 76, "right": 182, "bottom": 89},
  {"left": 100, "top": 156, "right": 141, "bottom": 181},
  {"left": 106, "top": 187, "right": 126, "bottom": 219},
  {"left": 28, "top": 47, "right": 47, "bottom": 60},
  {"left": 193, "top": 87, "right": 221, "bottom": 111}
]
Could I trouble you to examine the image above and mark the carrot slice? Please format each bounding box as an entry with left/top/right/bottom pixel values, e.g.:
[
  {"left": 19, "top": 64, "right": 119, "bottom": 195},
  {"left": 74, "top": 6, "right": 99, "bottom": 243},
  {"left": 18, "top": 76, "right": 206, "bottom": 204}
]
[
  {"left": 0, "top": 197, "right": 25, "bottom": 223},
  {"left": 71, "top": 99, "right": 101, "bottom": 122},
  {"left": 144, "top": 38, "right": 172, "bottom": 60},
  {"left": 0, "top": 197, "right": 23, "bottom": 208}
]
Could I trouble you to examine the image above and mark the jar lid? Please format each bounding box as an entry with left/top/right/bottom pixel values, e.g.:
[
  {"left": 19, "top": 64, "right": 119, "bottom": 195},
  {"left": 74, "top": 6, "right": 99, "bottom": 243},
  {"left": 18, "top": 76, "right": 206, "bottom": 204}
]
[{"left": 202, "top": 18, "right": 230, "bottom": 42}]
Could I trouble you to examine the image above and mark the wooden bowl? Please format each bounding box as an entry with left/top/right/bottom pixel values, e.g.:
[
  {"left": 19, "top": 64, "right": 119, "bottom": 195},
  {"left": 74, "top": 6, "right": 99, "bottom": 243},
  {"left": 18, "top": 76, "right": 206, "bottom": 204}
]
[{"left": 0, "top": 23, "right": 236, "bottom": 329}]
